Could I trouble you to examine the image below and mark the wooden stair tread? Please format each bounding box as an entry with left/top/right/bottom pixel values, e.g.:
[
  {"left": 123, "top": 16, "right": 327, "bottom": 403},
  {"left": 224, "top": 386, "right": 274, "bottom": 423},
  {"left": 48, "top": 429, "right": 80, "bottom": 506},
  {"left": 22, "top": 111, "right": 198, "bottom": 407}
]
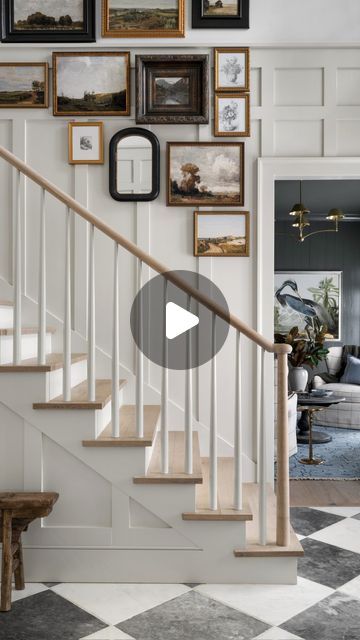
[
  {"left": 0, "top": 353, "right": 87, "bottom": 372},
  {"left": 133, "top": 431, "right": 203, "bottom": 484},
  {"left": 0, "top": 326, "right": 56, "bottom": 336},
  {"left": 234, "top": 483, "right": 304, "bottom": 558},
  {"left": 82, "top": 405, "right": 160, "bottom": 447},
  {"left": 33, "top": 379, "right": 126, "bottom": 410},
  {"left": 182, "top": 458, "right": 253, "bottom": 521}
]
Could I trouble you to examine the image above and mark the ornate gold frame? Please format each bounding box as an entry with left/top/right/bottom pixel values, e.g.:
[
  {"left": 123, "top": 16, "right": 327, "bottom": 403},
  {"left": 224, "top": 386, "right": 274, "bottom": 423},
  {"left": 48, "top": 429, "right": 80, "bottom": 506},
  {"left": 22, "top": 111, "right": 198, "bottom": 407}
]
[
  {"left": 0, "top": 62, "right": 49, "bottom": 109},
  {"left": 102, "top": 0, "right": 185, "bottom": 38}
]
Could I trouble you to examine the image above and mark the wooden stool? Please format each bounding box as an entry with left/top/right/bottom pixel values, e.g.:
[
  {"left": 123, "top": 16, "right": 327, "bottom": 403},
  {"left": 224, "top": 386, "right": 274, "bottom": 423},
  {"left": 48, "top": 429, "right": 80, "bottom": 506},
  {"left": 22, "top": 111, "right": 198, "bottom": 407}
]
[{"left": 0, "top": 492, "right": 58, "bottom": 612}]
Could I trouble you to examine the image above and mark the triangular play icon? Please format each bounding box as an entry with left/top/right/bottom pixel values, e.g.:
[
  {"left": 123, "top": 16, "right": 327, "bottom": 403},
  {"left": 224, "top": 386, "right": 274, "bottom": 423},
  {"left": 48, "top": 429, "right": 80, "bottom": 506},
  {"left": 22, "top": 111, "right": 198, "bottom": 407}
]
[{"left": 166, "top": 302, "right": 199, "bottom": 340}]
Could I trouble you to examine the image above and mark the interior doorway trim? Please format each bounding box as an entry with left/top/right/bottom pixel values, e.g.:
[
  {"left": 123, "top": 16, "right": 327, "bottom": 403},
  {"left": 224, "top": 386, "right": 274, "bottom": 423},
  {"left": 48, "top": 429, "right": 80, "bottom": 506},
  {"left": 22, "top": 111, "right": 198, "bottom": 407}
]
[{"left": 257, "top": 156, "right": 360, "bottom": 476}]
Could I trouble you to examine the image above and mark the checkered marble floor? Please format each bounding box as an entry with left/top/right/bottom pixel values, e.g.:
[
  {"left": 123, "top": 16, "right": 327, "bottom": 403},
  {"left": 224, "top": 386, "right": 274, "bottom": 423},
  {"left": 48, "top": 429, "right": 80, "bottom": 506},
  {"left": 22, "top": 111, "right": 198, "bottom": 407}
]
[{"left": 2, "top": 507, "right": 360, "bottom": 640}]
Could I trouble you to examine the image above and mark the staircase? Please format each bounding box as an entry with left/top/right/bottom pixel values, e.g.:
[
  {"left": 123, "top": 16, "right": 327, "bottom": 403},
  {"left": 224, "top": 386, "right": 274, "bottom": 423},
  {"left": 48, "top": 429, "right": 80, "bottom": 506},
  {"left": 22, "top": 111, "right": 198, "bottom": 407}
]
[{"left": 0, "top": 145, "right": 303, "bottom": 584}]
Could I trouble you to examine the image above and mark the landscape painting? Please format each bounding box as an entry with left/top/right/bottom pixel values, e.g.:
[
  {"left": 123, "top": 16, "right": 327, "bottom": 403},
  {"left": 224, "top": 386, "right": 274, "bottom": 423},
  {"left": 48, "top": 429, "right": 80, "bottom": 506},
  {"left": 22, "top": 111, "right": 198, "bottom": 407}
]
[
  {"left": 274, "top": 271, "right": 342, "bottom": 341},
  {"left": 12, "top": 0, "right": 84, "bottom": 30},
  {"left": 167, "top": 142, "right": 244, "bottom": 206},
  {"left": 195, "top": 211, "right": 249, "bottom": 257},
  {"left": 53, "top": 52, "right": 130, "bottom": 116},
  {"left": 103, "top": 0, "right": 185, "bottom": 37},
  {"left": 154, "top": 76, "right": 190, "bottom": 106},
  {"left": 0, "top": 63, "right": 48, "bottom": 108},
  {"left": 202, "top": 0, "right": 240, "bottom": 17}
]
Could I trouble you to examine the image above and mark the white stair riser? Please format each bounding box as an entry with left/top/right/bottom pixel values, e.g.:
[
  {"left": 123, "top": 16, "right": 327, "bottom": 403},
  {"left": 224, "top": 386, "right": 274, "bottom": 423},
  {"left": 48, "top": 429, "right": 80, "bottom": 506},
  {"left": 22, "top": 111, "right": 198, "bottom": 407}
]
[
  {"left": 48, "top": 359, "right": 87, "bottom": 400},
  {"left": 0, "top": 306, "right": 13, "bottom": 328},
  {"left": 0, "top": 333, "right": 52, "bottom": 364},
  {"left": 23, "top": 549, "right": 297, "bottom": 584},
  {"left": 95, "top": 389, "right": 124, "bottom": 438}
]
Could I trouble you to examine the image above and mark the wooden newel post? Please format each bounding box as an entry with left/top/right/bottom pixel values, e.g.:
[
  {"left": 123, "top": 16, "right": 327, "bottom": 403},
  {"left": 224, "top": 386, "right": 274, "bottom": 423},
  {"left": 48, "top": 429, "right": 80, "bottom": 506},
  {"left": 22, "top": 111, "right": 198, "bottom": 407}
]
[{"left": 274, "top": 344, "right": 292, "bottom": 547}]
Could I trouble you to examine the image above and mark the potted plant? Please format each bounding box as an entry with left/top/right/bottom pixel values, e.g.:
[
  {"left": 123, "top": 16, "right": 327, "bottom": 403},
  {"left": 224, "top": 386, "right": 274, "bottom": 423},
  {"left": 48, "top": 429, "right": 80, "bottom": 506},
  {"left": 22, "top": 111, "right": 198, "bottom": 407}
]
[{"left": 275, "top": 325, "right": 329, "bottom": 392}]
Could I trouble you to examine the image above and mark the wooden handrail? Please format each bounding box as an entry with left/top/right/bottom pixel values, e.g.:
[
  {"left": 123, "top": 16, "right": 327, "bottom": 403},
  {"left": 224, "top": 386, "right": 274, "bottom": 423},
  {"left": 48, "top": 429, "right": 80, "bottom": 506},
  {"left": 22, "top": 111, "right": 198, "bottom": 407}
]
[{"left": 0, "top": 144, "right": 288, "bottom": 354}]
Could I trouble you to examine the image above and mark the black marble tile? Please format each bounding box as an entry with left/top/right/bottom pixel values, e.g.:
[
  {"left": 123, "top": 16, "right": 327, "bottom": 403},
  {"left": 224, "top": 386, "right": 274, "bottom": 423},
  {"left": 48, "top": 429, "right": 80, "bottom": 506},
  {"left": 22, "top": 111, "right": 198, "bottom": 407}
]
[
  {"left": 290, "top": 507, "right": 344, "bottom": 536},
  {"left": 352, "top": 512, "right": 360, "bottom": 521},
  {"left": 117, "top": 590, "right": 269, "bottom": 640},
  {"left": 298, "top": 538, "right": 360, "bottom": 588},
  {"left": 43, "top": 582, "right": 61, "bottom": 588},
  {"left": 183, "top": 583, "right": 201, "bottom": 588},
  {"left": 0, "top": 590, "right": 106, "bottom": 640},
  {"left": 282, "top": 592, "right": 360, "bottom": 640}
]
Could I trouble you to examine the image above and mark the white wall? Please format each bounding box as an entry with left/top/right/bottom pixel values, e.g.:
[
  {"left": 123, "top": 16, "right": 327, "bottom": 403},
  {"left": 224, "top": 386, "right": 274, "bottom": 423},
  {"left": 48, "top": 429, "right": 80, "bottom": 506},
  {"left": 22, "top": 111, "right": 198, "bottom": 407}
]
[{"left": 1, "top": 1, "right": 360, "bottom": 468}]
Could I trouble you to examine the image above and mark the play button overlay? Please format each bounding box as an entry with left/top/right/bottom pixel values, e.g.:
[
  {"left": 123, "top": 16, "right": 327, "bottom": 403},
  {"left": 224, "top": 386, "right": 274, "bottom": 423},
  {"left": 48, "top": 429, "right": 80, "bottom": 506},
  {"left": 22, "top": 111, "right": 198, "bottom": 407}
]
[
  {"left": 166, "top": 302, "right": 199, "bottom": 340},
  {"left": 130, "top": 270, "right": 230, "bottom": 370}
]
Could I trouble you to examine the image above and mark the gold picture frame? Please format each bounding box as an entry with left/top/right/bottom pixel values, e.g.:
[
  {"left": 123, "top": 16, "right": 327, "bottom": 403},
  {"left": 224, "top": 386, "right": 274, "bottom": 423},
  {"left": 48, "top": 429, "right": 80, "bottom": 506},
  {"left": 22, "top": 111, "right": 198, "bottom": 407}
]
[
  {"left": 68, "top": 121, "right": 104, "bottom": 165},
  {"left": 102, "top": 0, "right": 185, "bottom": 38},
  {"left": 0, "top": 62, "right": 48, "bottom": 109},
  {"left": 214, "top": 47, "right": 250, "bottom": 93},
  {"left": 194, "top": 211, "right": 250, "bottom": 257},
  {"left": 53, "top": 51, "right": 130, "bottom": 117},
  {"left": 214, "top": 93, "right": 250, "bottom": 137}
]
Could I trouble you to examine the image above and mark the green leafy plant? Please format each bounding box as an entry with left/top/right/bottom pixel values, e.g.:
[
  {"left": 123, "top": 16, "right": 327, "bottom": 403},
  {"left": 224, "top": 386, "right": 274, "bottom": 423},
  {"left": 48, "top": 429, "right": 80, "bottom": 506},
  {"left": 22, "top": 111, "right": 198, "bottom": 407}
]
[{"left": 275, "top": 325, "right": 329, "bottom": 368}]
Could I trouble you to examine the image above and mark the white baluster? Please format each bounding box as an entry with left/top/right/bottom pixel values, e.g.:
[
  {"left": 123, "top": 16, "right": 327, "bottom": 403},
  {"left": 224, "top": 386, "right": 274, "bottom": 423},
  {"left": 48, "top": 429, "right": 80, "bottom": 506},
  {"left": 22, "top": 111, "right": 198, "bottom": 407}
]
[
  {"left": 13, "top": 169, "right": 22, "bottom": 365},
  {"left": 38, "top": 188, "right": 46, "bottom": 365},
  {"left": 210, "top": 313, "right": 218, "bottom": 511},
  {"left": 136, "top": 259, "right": 144, "bottom": 438},
  {"left": 112, "top": 242, "right": 120, "bottom": 438},
  {"left": 161, "top": 278, "right": 169, "bottom": 474},
  {"left": 87, "top": 223, "right": 96, "bottom": 401},
  {"left": 259, "top": 348, "right": 267, "bottom": 545},
  {"left": 185, "top": 294, "right": 193, "bottom": 474},
  {"left": 63, "top": 206, "right": 71, "bottom": 401},
  {"left": 234, "top": 330, "right": 243, "bottom": 510}
]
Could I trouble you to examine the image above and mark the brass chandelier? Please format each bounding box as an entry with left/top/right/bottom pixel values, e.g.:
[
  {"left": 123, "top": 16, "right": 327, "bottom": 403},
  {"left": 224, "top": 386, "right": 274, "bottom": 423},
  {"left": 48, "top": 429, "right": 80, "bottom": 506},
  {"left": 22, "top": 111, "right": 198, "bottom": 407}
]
[{"left": 289, "top": 183, "right": 345, "bottom": 242}]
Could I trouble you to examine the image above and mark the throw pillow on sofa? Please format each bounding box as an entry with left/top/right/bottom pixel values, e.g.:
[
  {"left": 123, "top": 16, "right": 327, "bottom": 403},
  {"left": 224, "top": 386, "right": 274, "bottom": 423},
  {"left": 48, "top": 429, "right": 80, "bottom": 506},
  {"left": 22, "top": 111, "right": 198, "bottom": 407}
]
[{"left": 340, "top": 355, "right": 360, "bottom": 385}]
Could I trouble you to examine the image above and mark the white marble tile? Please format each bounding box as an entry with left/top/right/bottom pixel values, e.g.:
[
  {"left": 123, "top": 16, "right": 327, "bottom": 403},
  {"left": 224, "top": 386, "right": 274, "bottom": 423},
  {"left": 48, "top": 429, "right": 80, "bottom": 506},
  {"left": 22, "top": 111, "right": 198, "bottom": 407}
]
[
  {"left": 11, "top": 582, "right": 48, "bottom": 602},
  {"left": 80, "top": 627, "right": 134, "bottom": 640},
  {"left": 310, "top": 506, "right": 360, "bottom": 518},
  {"left": 309, "top": 517, "right": 360, "bottom": 554},
  {"left": 339, "top": 574, "right": 360, "bottom": 601},
  {"left": 195, "top": 578, "right": 333, "bottom": 627},
  {"left": 52, "top": 583, "right": 191, "bottom": 625},
  {"left": 297, "top": 534, "right": 306, "bottom": 541},
  {"left": 254, "top": 627, "right": 303, "bottom": 640}
]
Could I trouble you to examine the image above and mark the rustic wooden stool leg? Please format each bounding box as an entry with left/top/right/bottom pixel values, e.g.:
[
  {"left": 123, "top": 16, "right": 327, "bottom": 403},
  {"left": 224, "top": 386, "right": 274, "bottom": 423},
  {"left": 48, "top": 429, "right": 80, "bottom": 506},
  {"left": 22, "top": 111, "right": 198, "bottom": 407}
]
[
  {"left": 14, "top": 537, "right": 25, "bottom": 591},
  {"left": 1, "top": 510, "right": 13, "bottom": 612}
]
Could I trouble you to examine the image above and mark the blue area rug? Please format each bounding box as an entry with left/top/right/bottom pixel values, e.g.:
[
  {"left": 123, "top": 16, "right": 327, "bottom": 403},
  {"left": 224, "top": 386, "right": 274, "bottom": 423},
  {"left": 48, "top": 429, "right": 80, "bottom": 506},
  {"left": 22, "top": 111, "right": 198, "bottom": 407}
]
[{"left": 282, "top": 426, "right": 360, "bottom": 479}]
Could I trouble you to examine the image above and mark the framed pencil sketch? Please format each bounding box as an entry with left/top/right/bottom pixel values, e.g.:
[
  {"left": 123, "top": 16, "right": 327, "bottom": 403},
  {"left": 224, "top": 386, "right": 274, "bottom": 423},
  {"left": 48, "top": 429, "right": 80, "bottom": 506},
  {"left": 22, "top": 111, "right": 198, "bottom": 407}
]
[
  {"left": 68, "top": 122, "right": 104, "bottom": 164},
  {"left": 53, "top": 52, "right": 130, "bottom": 117},
  {"left": 215, "top": 47, "right": 250, "bottom": 92},
  {"left": 194, "top": 211, "right": 250, "bottom": 257},
  {"left": 1, "top": 0, "right": 95, "bottom": 43},
  {"left": 0, "top": 62, "right": 48, "bottom": 108},
  {"left": 102, "top": 0, "right": 185, "bottom": 38},
  {"left": 136, "top": 54, "right": 209, "bottom": 124},
  {"left": 214, "top": 93, "right": 250, "bottom": 137},
  {"left": 167, "top": 141, "right": 244, "bottom": 207},
  {"left": 192, "top": 0, "right": 249, "bottom": 29}
]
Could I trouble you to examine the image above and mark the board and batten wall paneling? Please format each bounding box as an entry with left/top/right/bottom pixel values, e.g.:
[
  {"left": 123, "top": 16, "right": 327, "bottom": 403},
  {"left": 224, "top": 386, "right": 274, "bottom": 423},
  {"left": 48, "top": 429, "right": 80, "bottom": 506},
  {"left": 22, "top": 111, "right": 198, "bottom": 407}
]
[{"left": 2, "top": 47, "right": 360, "bottom": 469}]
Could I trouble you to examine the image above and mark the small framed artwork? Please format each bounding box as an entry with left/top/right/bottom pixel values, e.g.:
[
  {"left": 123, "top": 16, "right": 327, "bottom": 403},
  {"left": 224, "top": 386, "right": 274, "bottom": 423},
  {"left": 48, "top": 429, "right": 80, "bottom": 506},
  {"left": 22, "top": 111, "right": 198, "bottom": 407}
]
[
  {"left": 53, "top": 52, "right": 130, "bottom": 117},
  {"left": 102, "top": 0, "right": 185, "bottom": 38},
  {"left": 1, "top": 0, "right": 95, "bottom": 43},
  {"left": 214, "top": 93, "right": 250, "bottom": 137},
  {"left": 192, "top": 0, "right": 249, "bottom": 29},
  {"left": 167, "top": 141, "right": 244, "bottom": 207},
  {"left": 68, "top": 122, "right": 104, "bottom": 165},
  {"left": 215, "top": 47, "right": 250, "bottom": 92},
  {"left": 194, "top": 211, "right": 249, "bottom": 257},
  {"left": 136, "top": 55, "right": 209, "bottom": 124},
  {"left": 0, "top": 62, "right": 48, "bottom": 108}
]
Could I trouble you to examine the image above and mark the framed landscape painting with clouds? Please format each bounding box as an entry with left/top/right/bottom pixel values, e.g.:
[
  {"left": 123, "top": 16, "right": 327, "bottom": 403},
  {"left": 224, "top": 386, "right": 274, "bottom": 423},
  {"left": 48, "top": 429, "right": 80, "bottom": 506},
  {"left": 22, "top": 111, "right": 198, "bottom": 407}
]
[
  {"left": 194, "top": 211, "right": 249, "bottom": 257},
  {"left": 0, "top": 62, "right": 48, "bottom": 108},
  {"left": 167, "top": 142, "right": 244, "bottom": 207},
  {"left": 1, "top": 0, "right": 95, "bottom": 42},
  {"left": 102, "top": 0, "right": 185, "bottom": 38},
  {"left": 53, "top": 52, "right": 130, "bottom": 117}
]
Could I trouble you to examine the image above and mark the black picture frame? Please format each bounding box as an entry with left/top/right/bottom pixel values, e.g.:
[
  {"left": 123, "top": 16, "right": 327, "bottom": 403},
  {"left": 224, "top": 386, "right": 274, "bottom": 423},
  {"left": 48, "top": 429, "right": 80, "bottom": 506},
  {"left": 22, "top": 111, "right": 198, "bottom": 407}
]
[
  {"left": 136, "top": 54, "right": 209, "bottom": 125},
  {"left": 1, "top": 0, "right": 95, "bottom": 42},
  {"left": 192, "top": 0, "right": 249, "bottom": 29},
  {"left": 109, "top": 128, "right": 160, "bottom": 203}
]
